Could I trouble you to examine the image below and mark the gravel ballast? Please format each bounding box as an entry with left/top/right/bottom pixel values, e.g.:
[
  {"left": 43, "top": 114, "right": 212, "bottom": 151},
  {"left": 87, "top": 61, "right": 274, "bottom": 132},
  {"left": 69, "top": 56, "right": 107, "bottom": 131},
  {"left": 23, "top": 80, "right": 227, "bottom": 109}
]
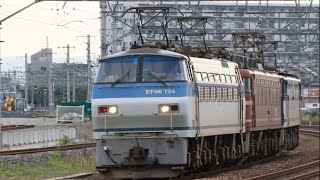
[
  {"left": 0, "top": 122, "right": 318, "bottom": 180},
  {"left": 199, "top": 134, "right": 320, "bottom": 180}
]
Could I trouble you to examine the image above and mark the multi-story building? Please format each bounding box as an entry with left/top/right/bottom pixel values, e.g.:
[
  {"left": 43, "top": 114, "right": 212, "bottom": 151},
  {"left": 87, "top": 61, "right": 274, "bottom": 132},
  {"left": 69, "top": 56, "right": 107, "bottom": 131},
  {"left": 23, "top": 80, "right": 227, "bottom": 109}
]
[
  {"left": 302, "top": 85, "right": 320, "bottom": 110},
  {"left": 100, "top": 2, "right": 319, "bottom": 84},
  {"left": 27, "top": 48, "right": 90, "bottom": 105}
]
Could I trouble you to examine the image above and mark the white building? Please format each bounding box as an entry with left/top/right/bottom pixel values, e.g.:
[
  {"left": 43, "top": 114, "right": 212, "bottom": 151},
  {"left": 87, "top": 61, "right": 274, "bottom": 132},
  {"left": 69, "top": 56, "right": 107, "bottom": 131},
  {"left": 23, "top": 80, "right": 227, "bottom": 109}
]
[{"left": 100, "top": 2, "right": 319, "bottom": 84}]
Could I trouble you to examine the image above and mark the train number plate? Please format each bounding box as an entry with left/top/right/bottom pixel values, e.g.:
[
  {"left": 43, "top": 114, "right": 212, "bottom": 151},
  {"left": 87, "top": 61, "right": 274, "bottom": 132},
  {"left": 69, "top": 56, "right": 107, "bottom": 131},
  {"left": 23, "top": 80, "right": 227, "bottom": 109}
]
[{"left": 145, "top": 89, "right": 176, "bottom": 95}]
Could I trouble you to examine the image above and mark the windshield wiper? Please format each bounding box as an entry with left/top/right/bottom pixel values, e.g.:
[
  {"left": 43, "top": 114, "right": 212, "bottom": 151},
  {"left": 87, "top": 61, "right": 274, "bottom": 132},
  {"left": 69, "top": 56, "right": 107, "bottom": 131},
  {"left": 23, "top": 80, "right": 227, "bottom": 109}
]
[
  {"left": 148, "top": 71, "right": 167, "bottom": 87},
  {"left": 110, "top": 70, "right": 130, "bottom": 87}
]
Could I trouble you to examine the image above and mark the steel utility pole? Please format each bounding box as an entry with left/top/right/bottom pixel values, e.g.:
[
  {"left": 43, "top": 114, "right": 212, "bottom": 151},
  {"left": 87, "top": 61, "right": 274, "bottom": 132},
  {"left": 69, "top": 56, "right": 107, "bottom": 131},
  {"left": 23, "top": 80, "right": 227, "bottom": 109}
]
[
  {"left": 87, "top": 35, "right": 92, "bottom": 102},
  {"left": 24, "top": 54, "right": 28, "bottom": 105},
  {"left": 59, "top": 44, "right": 75, "bottom": 102},
  {"left": 0, "top": 1, "right": 39, "bottom": 113},
  {"left": 48, "top": 60, "right": 54, "bottom": 113},
  {"left": 100, "top": 1, "right": 107, "bottom": 57},
  {"left": 0, "top": 27, "right": 3, "bottom": 121},
  {"left": 72, "top": 74, "right": 75, "bottom": 102},
  {"left": 67, "top": 45, "right": 70, "bottom": 102},
  {"left": 13, "top": 70, "right": 17, "bottom": 98},
  {"left": 77, "top": 34, "right": 94, "bottom": 102},
  {"left": 44, "top": 37, "right": 54, "bottom": 114}
]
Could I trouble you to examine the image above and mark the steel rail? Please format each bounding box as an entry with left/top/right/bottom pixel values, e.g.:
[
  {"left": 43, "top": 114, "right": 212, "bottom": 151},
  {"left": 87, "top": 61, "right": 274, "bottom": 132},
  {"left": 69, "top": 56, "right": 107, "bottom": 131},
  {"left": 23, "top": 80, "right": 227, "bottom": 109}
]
[
  {"left": 286, "top": 170, "right": 320, "bottom": 180},
  {"left": 0, "top": 125, "right": 35, "bottom": 131},
  {"left": 300, "top": 129, "right": 320, "bottom": 137},
  {"left": 0, "top": 143, "right": 96, "bottom": 156},
  {"left": 45, "top": 172, "right": 95, "bottom": 180},
  {"left": 38, "top": 0, "right": 300, "bottom": 1},
  {"left": 245, "top": 160, "right": 320, "bottom": 180},
  {"left": 300, "top": 125, "right": 320, "bottom": 130}
]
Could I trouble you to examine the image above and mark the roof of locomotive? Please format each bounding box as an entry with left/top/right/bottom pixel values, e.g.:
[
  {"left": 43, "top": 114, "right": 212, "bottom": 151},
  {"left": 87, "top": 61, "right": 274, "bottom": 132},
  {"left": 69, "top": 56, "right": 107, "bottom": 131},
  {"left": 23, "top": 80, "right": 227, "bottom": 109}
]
[
  {"left": 100, "top": 48, "right": 188, "bottom": 61},
  {"left": 240, "top": 68, "right": 299, "bottom": 80}
]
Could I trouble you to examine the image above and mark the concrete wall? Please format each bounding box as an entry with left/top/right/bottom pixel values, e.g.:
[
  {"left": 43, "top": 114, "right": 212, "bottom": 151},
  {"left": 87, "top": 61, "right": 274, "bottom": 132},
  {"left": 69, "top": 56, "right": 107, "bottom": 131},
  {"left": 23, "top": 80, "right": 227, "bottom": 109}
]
[{"left": 0, "top": 127, "right": 76, "bottom": 150}]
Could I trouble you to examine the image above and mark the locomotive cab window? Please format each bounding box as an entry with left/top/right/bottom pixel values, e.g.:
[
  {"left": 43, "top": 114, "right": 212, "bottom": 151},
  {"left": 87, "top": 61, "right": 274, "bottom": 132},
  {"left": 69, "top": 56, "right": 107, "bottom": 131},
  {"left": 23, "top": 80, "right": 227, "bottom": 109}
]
[
  {"left": 243, "top": 77, "right": 251, "bottom": 92},
  {"left": 143, "top": 57, "right": 187, "bottom": 82},
  {"left": 95, "top": 56, "right": 188, "bottom": 84},
  {"left": 96, "top": 57, "right": 138, "bottom": 83}
]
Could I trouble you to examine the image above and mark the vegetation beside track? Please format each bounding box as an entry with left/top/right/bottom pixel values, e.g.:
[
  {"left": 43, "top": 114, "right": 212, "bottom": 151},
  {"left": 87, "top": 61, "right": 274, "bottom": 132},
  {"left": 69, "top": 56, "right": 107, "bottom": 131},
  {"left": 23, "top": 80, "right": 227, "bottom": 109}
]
[
  {"left": 0, "top": 124, "right": 95, "bottom": 179},
  {"left": 302, "top": 112, "right": 320, "bottom": 122},
  {"left": 0, "top": 152, "right": 96, "bottom": 179}
]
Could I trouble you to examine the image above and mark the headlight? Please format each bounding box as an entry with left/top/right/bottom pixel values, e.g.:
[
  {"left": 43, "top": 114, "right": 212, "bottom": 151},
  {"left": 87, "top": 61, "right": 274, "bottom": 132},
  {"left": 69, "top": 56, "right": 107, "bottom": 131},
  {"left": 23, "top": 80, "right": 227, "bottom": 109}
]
[
  {"left": 159, "top": 104, "right": 179, "bottom": 113},
  {"left": 160, "top": 105, "right": 170, "bottom": 113},
  {"left": 109, "top": 106, "right": 117, "bottom": 114},
  {"left": 98, "top": 105, "right": 118, "bottom": 115}
]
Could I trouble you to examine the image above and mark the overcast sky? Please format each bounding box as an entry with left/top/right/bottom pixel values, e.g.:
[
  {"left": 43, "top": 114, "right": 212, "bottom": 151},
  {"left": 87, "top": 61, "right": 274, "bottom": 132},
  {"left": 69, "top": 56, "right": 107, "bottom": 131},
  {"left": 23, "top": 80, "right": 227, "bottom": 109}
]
[
  {"left": 0, "top": 0, "right": 101, "bottom": 69},
  {"left": 0, "top": 0, "right": 318, "bottom": 70}
]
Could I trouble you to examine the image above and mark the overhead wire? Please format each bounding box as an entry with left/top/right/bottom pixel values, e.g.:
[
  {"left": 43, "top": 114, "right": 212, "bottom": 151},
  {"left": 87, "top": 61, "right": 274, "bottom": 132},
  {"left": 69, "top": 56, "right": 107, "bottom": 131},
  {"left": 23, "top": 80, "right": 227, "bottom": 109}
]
[
  {"left": 1, "top": 1, "right": 99, "bottom": 29},
  {"left": 1, "top": 1, "right": 101, "bottom": 58},
  {"left": 0, "top": 13, "right": 86, "bottom": 34}
]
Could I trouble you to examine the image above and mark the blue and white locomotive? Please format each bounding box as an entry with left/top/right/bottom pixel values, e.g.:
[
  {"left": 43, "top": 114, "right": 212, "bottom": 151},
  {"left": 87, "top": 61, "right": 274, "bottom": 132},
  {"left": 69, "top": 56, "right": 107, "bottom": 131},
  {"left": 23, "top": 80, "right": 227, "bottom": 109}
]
[
  {"left": 92, "top": 47, "right": 302, "bottom": 179},
  {"left": 92, "top": 48, "right": 246, "bottom": 178}
]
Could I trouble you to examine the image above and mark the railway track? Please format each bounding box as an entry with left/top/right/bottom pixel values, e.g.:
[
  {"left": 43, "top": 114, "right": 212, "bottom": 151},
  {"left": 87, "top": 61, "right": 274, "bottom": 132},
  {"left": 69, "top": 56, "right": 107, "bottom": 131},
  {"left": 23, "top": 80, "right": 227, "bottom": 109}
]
[
  {"left": 300, "top": 125, "right": 320, "bottom": 130},
  {"left": 300, "top": 129, "right": 320, "bottom": 137},
  {"left": 45, "top": 172, "right": 95, "bottom": 180},
  {"left": 0, "top": 143, "right": 96, "bottom": 156},
  {"left": 245, "top": 160, "right": 320, "bottom": 180},
  {"left": 172, "top": 154, "right": 286, "bottom": 180},
  {"left": 0, "top": 125, "right": 35, "bottom": 131}
]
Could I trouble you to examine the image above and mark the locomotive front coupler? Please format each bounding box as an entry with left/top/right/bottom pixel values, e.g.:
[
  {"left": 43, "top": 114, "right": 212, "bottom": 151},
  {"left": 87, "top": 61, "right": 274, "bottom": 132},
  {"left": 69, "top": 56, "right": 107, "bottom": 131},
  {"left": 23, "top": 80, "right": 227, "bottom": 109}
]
[
  {"left": 129, "top": 137, "right": 149, "bottom": 160},
  {"left": 130, "top": 146, "right": 148, "bottom": 160}
]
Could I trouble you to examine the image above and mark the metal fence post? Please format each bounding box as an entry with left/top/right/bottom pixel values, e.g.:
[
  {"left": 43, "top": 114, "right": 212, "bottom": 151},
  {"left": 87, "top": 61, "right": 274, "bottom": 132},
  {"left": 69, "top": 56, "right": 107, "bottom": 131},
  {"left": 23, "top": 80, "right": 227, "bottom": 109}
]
[
  {"left": 0, "top": 132, "right": 2, "bottom": 150},
  {"left": 82, "top": 105, "right": 85, "bottom": 122}
]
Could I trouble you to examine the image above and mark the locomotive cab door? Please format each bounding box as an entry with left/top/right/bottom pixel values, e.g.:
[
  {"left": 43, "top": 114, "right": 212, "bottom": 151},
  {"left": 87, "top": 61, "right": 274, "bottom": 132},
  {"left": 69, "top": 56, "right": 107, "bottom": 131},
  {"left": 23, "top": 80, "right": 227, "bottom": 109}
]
[
  {"left": 236, "top": 68, "right": 245, "bottom": 132},
  {"left": 186, "top": 59, "right": 200, "bottom": 135},
  {"left": 283, "top": 80, "right": 289, "bottom": 127}
]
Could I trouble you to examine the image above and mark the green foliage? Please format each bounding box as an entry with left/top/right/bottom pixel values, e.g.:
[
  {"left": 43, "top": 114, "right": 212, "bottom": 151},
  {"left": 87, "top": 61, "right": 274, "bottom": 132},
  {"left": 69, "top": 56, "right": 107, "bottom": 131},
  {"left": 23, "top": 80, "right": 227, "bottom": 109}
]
[
  {"left": 75, "top": 87, "right": 88, "bottom": 102},
  {"left": 27, "top": 85, "right": 88, "bottom": 106},
  {"left": 54, "top": 86, "right": 88, "bottom": 104},
  {"left": 0, "top": 155, "right": 96, "bottom": 179},
  {"left": 58, "top": 135, "right": 72, "bottom": 146},
  {"left": 310, "top": 111, "right": 319, "bottom": 118},
  {"left": 303, "top": 112, "right": 320, "bottom": 122},
  {"left": 314, "top": 139, "right": 320, "bottom": 145},
  {"left": 52, "top": 151, "right": 61, "bottom": 160}
]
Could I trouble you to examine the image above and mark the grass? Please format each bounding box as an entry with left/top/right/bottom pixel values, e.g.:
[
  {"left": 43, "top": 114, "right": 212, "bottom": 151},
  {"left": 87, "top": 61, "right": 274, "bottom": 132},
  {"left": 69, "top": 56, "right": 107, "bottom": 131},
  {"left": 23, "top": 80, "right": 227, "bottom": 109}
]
[
  {"left": 58, "top": 135, "right": 72, "bottom": 146},
  {"left": 300, "top": 134, "right": 320, "bottom": 145},
  {"left": 0, "top": 152, "right": 96, "bottom": 180},
  {"left": 313, "top": 139, "right": 320, "bottom": 145},
  {"left": 302, "top": 112, "right": 320, "bottom": 122}
]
